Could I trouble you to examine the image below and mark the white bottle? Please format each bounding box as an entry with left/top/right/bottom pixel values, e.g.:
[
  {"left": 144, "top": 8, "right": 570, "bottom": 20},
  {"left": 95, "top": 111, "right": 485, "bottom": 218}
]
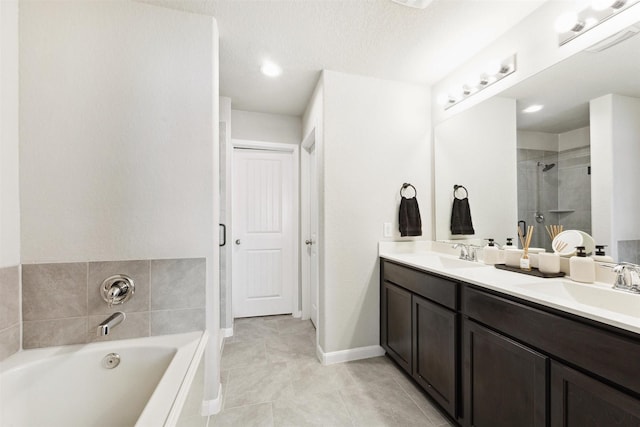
[
  {"left": 591, "top": 245, "right": 614, "bottom": 263},
  {"left": 570, "top": 246, "right": 595, "bottom": 283},
  {"left": 483, "top": 238, "right": 500, "bottom": 265}
]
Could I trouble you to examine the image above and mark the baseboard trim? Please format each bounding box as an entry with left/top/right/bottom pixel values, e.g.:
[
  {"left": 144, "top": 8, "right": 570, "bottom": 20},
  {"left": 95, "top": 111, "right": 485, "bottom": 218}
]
[
  {"left": 292, "top": 311, "right": 302, "bottom": 318},
  {"left": 219, "top": 327, "right": 233, "bottom": 351},
  {"left": 316, "top": 343, "right": 385, "bottom": 365},
  {"left": 201, "top": 384, "right": 223, "bottom": 416}
]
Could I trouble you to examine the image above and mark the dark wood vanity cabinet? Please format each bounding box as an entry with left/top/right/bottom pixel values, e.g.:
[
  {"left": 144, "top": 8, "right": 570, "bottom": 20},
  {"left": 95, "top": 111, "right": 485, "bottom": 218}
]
[
  {"left": 550, "top": 362, "right": 640, "bottom": 427},
  {"left": 380, "top": 258, "right": 640, "bottom": 427},
  {"left": 462, "top": 319, "right": 547, "bottom": 427},
  {"left": 413, "top": 295, "right": 457, "bottom": 416},
  {"left": 380, "top": 260, "right": 458, "bottom": 418},
  {"left": 381, "top": 281, "right": 412, "bottom": 372}
]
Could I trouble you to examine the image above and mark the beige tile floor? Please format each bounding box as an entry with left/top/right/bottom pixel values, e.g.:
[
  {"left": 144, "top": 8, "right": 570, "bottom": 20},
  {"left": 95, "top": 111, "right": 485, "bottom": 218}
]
[{"left": 210, "top": 315, "right": 455, "bottom": 427}]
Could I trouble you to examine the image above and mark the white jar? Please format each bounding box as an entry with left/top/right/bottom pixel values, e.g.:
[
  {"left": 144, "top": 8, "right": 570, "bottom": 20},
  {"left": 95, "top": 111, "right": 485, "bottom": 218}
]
[
  {"left": 538, "top": 252, "right": 561, "bottom": 274},
  {"left": 505, "top": 248, "right": 523, "bottom": 268}
]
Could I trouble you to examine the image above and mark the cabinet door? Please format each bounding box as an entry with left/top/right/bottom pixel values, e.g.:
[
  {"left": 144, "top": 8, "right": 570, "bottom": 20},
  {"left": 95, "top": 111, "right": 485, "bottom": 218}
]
[
  {"left": 413, "top": 295, "right": 457, "bottom": 417},
  {"left": 551, "top": 361, "right": 640, "bottom": 427},
  {"left": 463, "top": 319, "right": 547, "bottom": 427},
  {"left": 381, "top": 281, "right": 412, "bottom": 372}
]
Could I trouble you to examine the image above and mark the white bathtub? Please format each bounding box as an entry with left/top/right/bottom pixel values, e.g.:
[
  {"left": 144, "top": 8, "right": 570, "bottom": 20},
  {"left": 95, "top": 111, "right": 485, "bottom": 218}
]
[{"left": 0, "top": 331, "right": 208, "bottom": 427}]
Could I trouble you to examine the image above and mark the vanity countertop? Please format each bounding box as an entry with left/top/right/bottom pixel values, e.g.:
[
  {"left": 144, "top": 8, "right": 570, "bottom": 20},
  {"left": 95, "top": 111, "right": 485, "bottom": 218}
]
[{"left": 379, "top": 241, "right": 640, "bottom": 335}]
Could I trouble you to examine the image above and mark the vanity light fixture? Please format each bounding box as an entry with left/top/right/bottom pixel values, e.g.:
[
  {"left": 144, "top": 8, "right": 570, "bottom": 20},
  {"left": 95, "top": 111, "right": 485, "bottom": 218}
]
[
  {"left": 440, "top": 54, "right": 517, "bottom": 110},
  {"left": 522, "top": 104, "right": 544, "bottom": 113},
  {"left": 592, "top": 0, "right": 627, "bottom": 11},
  {"left": 260, "top": 60, "right": 282, "bottom": 78},
  {"left": 556, "top": 0, "right": 639, "bottom": 45}
]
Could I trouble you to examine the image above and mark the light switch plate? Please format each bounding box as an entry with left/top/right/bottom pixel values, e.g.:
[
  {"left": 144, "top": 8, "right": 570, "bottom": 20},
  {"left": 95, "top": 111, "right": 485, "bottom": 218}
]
[{"left": 383, "top": 222, "right": 392, "bottom": 237}]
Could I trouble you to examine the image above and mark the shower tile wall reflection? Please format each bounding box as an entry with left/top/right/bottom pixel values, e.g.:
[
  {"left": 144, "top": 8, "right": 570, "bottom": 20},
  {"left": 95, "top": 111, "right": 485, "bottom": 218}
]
[
  {"left": 557, "top": 146, "right": 591, "bottom": 235},
  {"left": 618, "top": 240, "right": 640, "bottom": 264},
  {"left": 517, "top": 149, "right": 558, "bottom": 251},
  {"left": 517, "top": 146, "right": 591, "bottom": 252}
]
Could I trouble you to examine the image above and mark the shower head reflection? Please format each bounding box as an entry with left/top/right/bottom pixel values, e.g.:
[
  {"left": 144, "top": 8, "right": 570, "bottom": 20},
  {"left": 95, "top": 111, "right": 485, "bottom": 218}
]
[{"left": 537, "top": 162, "right": 556, "bottom": 172}]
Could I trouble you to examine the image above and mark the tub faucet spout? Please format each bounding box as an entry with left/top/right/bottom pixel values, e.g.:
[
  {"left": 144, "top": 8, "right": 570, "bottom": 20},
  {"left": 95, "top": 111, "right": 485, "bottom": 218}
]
[{"left": 97, "top": 312, "right": 126, "bottom": 336}]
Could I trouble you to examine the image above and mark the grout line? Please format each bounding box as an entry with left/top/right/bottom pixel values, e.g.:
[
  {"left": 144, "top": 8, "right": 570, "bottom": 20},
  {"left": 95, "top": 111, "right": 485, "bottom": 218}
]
[
  {"left": 269, "top": 402, "right": 275, "bottom": 427},
  {"left": 390, "top": 369, "right": 439, "bottom": 424}
]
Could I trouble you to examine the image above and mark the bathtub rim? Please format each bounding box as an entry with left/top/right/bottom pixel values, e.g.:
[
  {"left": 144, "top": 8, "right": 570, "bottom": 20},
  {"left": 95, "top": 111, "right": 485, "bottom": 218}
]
[{"left": 0, "top": 330, "right": 209, "bottom": 427}]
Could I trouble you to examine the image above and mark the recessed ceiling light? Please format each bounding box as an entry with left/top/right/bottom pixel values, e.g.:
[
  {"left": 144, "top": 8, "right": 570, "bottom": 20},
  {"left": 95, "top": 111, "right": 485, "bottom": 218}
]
[
  {"left": 260, "top": 61, "right": 282, "bottom": 78},
  {"left": 523, "top": 104, "right": 544, "bottom": 113}
]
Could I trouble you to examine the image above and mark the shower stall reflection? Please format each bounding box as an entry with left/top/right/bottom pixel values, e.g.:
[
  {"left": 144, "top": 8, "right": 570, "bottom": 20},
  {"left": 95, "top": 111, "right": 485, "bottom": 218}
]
[{"left": 517, "top": 130, "right": 591, "bottom": 252}]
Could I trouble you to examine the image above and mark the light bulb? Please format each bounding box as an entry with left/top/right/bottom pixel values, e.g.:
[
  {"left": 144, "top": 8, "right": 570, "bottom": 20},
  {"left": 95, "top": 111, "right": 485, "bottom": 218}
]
[
  {"left": 555, "top": 12, "right": 585, "bottom": 33},
  {"left": 592, "top": 0, "right": 626, "bottom": 11}
]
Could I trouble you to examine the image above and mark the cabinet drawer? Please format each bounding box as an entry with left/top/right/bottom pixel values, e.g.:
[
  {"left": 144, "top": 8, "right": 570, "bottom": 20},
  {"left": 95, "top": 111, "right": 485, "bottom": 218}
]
[
  {"left": 462, "top": 285, "right": 640, "bottom": 396},
  {"left": 383, "top": 260, "right": 457, "bottom": 309}
]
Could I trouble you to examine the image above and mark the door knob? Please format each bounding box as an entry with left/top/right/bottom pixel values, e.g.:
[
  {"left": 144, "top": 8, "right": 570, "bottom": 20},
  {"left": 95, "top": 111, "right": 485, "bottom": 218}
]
[
  {"left": 305, "top": 239, "right": 313, "bottom": 245},
  {"left": 235, "top": 239, "right": 241, "bottom": 245}
]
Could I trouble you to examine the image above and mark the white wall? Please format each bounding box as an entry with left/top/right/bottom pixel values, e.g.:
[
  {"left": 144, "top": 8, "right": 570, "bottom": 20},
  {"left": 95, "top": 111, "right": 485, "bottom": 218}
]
[
  {"left": 231, "top": 109, "right": 302, "bottom": 145},
  {"left": 19, "top": 1, "right": 215, "bottom": 264},
  {"left": 517, "top": 131, "right": 558, "bottom": 152},
  {"left": 0, "top": 0, "right": 20, "bottom": 268},
  {"left": 590, "top": 94, "right": 640, "bottom": 260},
  {"left": 320, "top": 70, "right": 431, "bottom": 353},
  {"left": 434, "top": 97, "right": 517, "bottom": 245},
  {"left": 559, "top": 126, "right": 590, "bottom": 151}
]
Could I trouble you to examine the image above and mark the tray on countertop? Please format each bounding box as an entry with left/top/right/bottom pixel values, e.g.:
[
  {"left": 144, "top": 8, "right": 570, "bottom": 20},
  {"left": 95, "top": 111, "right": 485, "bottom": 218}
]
[{"left": 495, "top": 263, "right": 566, "bottom": 278}]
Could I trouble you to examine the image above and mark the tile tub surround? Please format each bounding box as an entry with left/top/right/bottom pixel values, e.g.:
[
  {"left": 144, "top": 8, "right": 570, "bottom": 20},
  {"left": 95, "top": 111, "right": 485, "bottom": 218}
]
[
  {"left": 21, "top": 258, "right": 206, "bottom": 349},
  {"left": 0, "top": 266, "right": 21, "bottom": 361},
  {"left": 214, "top": 316, "right": 454, "bottom": 427}
]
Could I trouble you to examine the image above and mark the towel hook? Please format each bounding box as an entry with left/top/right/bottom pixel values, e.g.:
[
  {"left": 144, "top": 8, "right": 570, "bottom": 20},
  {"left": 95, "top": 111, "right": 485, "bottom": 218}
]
[
  {"left": 453, "top": 185, "right": 468, "bottom": 200},
  {"left": 400, "top": 183, "right": 417, "bottom": 198}
]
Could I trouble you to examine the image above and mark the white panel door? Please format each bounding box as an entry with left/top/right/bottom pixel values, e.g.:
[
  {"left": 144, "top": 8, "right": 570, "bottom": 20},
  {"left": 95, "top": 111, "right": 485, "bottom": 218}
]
[{"left": 232, "top": 148, "right": 294, "bottom": 317}]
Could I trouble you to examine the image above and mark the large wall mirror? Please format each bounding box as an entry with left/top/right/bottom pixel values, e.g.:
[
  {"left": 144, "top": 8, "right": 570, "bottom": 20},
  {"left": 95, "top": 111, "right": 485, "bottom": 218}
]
[{"left": 435, "top": 22, "right": 640, "bottom": 262}]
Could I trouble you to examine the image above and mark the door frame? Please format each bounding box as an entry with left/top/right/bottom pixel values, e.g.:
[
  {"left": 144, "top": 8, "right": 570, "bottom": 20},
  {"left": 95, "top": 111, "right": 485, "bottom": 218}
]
[
  {"left": 231, "top": 138, "right": 300, "bottom": 317},
  {"left": 300, "top": 128, "right": 317, "bottom": 321}
]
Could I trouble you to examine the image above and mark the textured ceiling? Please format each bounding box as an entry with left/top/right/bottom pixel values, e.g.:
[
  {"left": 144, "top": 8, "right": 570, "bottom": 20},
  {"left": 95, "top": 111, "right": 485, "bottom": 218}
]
[{"left": 142, "top": 0, "right": 546, "bottom": 116}]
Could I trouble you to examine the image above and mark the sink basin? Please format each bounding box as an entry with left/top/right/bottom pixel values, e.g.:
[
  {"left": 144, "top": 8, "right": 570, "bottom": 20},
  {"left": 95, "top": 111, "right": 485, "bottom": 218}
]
[
  {"left": 514, "top": 280, "right": 640, "bottom": 318},
  {"left": 401, "top": 254, "right": 487, "bottom": 269}
]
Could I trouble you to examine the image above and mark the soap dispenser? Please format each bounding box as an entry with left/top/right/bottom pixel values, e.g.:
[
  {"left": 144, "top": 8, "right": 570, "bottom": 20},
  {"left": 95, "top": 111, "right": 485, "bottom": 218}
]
[
  {"left": 570, "top": 246, "right": 595, "bottom": 283},
  {"left": 591, "top": 245, "right": 614, "bottom": 263},
  {"left": 483, "top": 238, "right": 500, "bottom": 265}
]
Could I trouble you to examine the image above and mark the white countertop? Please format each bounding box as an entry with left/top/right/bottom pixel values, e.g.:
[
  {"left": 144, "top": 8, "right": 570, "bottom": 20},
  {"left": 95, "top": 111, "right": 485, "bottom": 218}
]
[{"left": 379, "top": 241, "right": 640, "bottom": 335}]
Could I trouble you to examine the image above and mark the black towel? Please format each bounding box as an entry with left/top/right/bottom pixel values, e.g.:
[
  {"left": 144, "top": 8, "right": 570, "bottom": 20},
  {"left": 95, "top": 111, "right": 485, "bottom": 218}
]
[
  {"left": 399, "top": 196, "right": 422, "bottom": 237},
  {"left": 450, "top": 197, "right": 475, "bottom": 235}
]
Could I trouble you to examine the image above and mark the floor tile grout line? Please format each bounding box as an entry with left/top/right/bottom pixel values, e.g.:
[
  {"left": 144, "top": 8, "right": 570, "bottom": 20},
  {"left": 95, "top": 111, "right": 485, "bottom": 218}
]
[
  {"left": 391, "top": 372, "right": 448, "bottom": 426},
  {"left": 337, "top": 389, "right": 358, "bottom": 427}
]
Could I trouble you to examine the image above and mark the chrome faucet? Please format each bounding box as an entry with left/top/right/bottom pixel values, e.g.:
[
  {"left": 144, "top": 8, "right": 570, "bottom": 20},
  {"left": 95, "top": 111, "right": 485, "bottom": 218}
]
[
  {"left": 612, "top": 262, "right": 640, "bottom": 293},
  {"left": 97, "top": 311, "right": 126, "bottom": 336},
  {"left": 452, "top": 243, "right": 479, "bottom": 262}
]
